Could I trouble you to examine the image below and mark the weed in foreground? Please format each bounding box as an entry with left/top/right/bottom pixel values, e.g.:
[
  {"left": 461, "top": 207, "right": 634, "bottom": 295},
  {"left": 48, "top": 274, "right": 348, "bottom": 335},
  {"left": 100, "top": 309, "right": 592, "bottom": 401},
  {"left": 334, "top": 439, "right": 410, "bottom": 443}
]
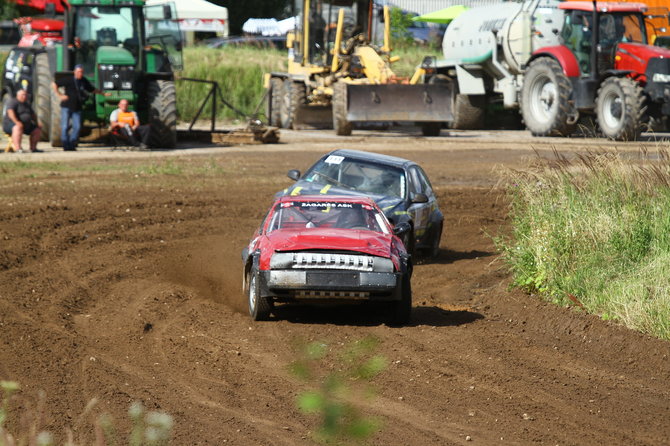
[
  {"left": 497, "top": 148, "right": 670, "bottom": 340},
  {"left": 0, "top": 381, "right": 172, "bottom": 446},
  {"left": 290, "top": 337, "right": 387, "bottom": 444}
]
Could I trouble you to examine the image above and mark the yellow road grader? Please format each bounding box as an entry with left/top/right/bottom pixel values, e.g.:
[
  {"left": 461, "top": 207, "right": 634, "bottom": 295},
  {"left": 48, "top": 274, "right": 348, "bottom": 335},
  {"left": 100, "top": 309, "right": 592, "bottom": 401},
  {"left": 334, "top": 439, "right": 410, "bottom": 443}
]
[{"left": 265, "top": 0, "right": 453, "bottom": 136}]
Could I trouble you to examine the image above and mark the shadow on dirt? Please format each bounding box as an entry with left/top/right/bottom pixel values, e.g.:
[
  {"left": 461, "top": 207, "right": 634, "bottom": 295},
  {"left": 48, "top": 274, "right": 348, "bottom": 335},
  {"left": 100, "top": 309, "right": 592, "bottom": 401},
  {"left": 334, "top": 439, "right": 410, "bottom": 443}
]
[
  {"left": 423, "top": 248, "right": 495, "bottom": 265},
  {"left": 410, "top": 306, "right": 484, "bottom": 327},
  {"left": 270, "top": 302, "right": 483, "bottom": 328}
]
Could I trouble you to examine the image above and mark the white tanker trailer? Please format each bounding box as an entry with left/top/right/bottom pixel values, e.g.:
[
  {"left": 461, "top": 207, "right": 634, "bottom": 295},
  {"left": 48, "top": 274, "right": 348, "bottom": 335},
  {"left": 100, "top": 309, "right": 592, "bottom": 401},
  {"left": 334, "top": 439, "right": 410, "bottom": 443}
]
[{"left": 429, "top": 0, "right": 564, "bottom": 129}]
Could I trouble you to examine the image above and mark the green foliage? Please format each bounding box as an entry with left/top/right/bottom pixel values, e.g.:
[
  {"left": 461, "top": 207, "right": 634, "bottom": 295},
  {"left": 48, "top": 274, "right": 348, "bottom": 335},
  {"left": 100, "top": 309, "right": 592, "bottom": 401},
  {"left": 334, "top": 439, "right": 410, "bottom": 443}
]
[
  {"left": 0, "top": 2, "right": 20, "bottom": 21},
  {"left": 290, "top": 337, "right": 386, "bottom": 444},
  {"left": 497, "top": 150, "right": 670, "bottom": 340},
  {"left": 389, "top": 7, "right": 415, "bottom": 47}
]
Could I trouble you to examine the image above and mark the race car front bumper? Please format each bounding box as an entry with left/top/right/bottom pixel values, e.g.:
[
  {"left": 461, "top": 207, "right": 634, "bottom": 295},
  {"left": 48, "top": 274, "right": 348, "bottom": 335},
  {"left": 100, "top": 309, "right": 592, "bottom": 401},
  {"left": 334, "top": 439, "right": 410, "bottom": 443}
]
[{"left": 260, "top": 269, "right": 400, "bottom": 301}]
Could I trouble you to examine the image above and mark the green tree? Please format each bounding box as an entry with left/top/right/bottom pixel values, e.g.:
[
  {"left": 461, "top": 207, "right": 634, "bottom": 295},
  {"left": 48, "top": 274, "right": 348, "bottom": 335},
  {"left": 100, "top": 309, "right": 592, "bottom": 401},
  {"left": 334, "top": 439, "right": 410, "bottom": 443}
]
[
  {"left": 390, "top": 7, "right": 414, "bottom": 48},
  {"left": 213, "top": 0, "right": 292, "bottom": 35},
  {"left": 0, "top": 2, "right": 20, "bottom": 21}
]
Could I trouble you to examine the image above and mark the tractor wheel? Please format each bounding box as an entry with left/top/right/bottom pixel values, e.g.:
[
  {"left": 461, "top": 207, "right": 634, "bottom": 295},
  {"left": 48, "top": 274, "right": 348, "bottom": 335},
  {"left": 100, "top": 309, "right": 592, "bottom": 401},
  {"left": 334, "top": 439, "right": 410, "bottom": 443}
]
[
  {"left": 521, "top": 57, "right": 575, "bottom": 136},
  {"left": 332, "top": 82, "right": 352, "bottom": 136},
  {"left": 148, "top": 80, "right": 177, "bottom": 148},
  {"left": 33, "top": 53, "right": 53, "bottom": 141},
  {"left": 596, "top": 77, "right": 646, "bottom": 141},
  {"left": 34, "top": 53, "right": 52, "bottom": 141},
  {"left": 248, "top": 268, "right": 272, "bottom": 321},
  {"left": 48, "top": 87, "right": 62, "bottom": 148},
  {"left": 389, "top": 273, "right": 412, "bottom": 326},
  {"left": 267, "top": 77, "right": 283, "bottom": 127},
  {"left": 452, "top": 94, "right": 485, "bottom": 130},
  {"left": 280, "top": 79, "right": 305, "bottom": 129}
]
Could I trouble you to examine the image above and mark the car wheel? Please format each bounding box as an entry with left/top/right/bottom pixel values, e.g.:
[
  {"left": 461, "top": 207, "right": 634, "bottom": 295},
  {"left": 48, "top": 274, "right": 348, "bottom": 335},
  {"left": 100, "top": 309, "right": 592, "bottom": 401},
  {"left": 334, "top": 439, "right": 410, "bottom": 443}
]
[
  {"left": 248, "top": 268, "right": 272, "bottom": 321},
  {"left": 428, "top": 221, "right": 442, "bottom": 259},
  {"left": 389, "top": 273, "right": 412, "bottom": 326},
  {"left": 400, "top": 226, "right": 415, "bottom": 256}
]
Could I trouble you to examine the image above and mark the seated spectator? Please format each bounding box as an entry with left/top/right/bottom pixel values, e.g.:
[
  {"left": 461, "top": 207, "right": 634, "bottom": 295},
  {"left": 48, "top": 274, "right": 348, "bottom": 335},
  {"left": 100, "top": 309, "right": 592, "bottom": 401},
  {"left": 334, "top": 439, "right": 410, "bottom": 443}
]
[
  {"left": 109, "top": 99, "right": 150, "bottom": 150},
  {"left": 2, "top": 89, "right": 42, "bottom": 153}
]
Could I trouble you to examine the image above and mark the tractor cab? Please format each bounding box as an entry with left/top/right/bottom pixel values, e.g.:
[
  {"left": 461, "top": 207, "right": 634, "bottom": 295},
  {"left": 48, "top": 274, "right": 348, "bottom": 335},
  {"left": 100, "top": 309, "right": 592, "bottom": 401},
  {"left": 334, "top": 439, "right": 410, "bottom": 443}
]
[
  {"left": 559, "top": 2, "right": 648, "bottom": 75},
  {"left": 54, "top": 0, "right": 182, "bottom": 139}
]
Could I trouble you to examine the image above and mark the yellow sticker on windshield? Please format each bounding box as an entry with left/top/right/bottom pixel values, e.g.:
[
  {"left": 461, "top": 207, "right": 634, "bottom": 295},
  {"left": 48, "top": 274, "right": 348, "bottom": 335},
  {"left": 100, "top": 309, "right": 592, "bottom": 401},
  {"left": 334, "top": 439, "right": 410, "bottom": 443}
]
[
  {"left": 320, "top": 184, "right": 331, "bottom": 194},
  {"left": 290, "top": 187, "right": 302, "bottom": 196}
]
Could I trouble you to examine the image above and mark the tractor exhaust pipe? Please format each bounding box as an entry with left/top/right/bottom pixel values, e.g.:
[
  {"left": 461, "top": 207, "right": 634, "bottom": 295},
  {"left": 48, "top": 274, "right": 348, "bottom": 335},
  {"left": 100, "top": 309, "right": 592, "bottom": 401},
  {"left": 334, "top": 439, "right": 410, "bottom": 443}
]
[{"left": 591, "top": 0, "right": 599, "bottom": 80}]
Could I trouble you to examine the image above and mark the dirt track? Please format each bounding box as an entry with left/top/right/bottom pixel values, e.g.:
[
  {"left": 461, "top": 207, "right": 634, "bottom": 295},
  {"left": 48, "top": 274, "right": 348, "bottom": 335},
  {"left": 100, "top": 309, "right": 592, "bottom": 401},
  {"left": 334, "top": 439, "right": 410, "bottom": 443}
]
[{"left": 1, "top": 129, "right": 669, "bottom": 445}]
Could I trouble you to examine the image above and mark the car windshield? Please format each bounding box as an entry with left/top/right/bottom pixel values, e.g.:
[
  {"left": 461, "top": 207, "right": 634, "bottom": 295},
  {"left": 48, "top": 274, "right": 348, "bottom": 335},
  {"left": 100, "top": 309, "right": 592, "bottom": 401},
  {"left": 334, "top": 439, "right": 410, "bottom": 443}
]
[
  {"left": 303, "top": 155, "right": 406, "bottom": 199},
  {"left": 267, "top": 201, "right": 389, "bottom": 234}
]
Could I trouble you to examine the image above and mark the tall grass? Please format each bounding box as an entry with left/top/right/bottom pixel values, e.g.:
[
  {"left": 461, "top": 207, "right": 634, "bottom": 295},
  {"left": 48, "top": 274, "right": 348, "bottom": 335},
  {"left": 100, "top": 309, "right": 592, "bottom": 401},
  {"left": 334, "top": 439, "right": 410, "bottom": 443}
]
[
  {"left": 178, "top": 47, "right": 285, "bottom": 123},
  {"left": 177, "top": 45, "right": 441, "bottom": 123},
  {"left": 498, "top": 149, "right": 670, "bottom": 340}
]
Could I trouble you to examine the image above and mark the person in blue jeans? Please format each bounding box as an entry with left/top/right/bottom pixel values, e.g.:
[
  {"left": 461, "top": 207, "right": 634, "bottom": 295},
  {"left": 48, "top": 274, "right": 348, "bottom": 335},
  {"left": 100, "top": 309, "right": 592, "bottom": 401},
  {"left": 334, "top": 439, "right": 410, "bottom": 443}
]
[{"left": 51, "top": 65, "right": 109, "bottom": 151}]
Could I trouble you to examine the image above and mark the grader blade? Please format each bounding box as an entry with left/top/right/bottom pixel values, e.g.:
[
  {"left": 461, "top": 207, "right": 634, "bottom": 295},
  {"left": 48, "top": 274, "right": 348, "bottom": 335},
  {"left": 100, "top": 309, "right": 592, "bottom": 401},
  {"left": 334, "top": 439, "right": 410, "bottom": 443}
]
[{"left": 346, "top": 84, "right": 453, "bottom": 122}]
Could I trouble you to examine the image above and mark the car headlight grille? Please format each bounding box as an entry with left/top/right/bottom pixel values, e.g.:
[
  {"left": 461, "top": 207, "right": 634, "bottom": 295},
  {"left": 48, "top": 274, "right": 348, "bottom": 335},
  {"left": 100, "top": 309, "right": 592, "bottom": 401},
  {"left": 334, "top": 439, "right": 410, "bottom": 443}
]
[{"left": 271, "top": 252, "right": 393, "bottom": 272}]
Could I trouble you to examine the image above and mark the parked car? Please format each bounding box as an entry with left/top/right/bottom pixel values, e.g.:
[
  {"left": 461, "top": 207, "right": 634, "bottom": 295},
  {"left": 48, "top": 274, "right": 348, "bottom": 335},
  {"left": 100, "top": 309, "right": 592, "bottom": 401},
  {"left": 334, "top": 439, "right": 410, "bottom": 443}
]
[
  {"left": 204, "top": 35, "right": 287, "bottom": 50},
  {"left": 242, "top": 195, "right": 412, "bottom": 324},
  {"left": 281, "top": 149, "right": 443, "bottom": 257}
]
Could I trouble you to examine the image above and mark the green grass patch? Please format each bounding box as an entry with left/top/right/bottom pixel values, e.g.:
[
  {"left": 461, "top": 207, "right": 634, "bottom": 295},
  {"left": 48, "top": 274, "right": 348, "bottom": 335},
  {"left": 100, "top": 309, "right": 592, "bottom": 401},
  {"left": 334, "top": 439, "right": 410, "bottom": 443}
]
[
  {"left": 178, "top": 46, "right": 286, "bottom": 123},
  {"left": 497, "top": 150, "right": 670, "bottom": 340}
]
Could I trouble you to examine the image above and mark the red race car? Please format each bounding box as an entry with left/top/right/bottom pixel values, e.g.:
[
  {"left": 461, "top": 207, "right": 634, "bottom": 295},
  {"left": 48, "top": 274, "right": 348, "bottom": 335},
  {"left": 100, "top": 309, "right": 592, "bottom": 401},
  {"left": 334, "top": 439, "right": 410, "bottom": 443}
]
[{"left": 242, "top": 195, "right": 413, "bottom": 324}]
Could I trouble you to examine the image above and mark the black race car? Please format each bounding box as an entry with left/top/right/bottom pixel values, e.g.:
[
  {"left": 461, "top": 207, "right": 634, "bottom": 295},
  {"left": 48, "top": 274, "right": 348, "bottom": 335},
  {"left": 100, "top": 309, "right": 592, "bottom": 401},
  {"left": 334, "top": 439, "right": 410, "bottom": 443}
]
[{"left": 280, "top": 149, "right": 443, "bottom": 257}]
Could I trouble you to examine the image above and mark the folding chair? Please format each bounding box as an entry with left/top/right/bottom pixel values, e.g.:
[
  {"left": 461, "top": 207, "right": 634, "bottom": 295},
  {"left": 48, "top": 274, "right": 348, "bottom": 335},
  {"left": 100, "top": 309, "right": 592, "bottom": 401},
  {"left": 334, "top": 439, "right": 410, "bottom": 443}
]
[{"left": 4, "top": 134, "right": 15, "bottom": 153}]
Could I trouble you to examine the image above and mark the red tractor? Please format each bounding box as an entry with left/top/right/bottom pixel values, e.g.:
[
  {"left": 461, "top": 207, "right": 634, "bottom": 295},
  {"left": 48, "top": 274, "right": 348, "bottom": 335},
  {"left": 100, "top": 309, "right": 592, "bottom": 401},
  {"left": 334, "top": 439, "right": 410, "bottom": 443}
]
[
  {"left": 15, "top": 16, "right": 64, "bottom": 47},
  {"left": 521, "top": 1, "right": 670, "bottom": 140}
]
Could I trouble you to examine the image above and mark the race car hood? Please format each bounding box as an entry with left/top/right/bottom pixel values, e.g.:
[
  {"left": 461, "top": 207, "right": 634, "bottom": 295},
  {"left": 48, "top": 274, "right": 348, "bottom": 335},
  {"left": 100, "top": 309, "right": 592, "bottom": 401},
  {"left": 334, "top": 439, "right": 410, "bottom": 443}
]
[{"left": 266, "top": 227, "right": 394, "bottom": 258}]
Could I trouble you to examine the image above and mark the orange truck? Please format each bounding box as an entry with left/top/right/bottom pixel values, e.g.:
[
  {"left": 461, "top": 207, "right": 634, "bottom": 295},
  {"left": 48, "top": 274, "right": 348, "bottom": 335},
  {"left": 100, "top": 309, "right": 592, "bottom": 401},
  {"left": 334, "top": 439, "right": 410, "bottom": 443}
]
[{"left": 619, "top": 0, "right": 670, "bottom": 44}]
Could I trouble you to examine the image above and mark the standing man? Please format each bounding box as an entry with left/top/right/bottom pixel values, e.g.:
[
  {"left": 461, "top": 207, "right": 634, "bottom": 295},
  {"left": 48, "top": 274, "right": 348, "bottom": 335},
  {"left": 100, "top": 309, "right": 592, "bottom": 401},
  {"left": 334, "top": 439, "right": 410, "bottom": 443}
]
[
  {"left": 109, "top": 99, "right": 151, "bottom": 150},
  {"left": 2, "top": 89, "right": 42, "bottom": 153},
  {"left": 51, "top": 64, "right": 109, "bottom": 151}
]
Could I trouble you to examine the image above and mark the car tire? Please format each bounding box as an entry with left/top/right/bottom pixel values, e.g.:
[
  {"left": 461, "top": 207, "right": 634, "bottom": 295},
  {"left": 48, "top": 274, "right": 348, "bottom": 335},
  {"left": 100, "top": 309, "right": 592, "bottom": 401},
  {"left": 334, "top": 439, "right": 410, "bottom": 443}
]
[
  {"left": 248, "top": 268, "right": 272, "bottom": 321},
  {"left": 400, "top": 225, "right": 415, "bottom": 257},
  {"left": 389, "top": 273, "right": 412, "bottom": 326},
  {"left": 427, "top": 221, "right": 442, "bottom": 258}
]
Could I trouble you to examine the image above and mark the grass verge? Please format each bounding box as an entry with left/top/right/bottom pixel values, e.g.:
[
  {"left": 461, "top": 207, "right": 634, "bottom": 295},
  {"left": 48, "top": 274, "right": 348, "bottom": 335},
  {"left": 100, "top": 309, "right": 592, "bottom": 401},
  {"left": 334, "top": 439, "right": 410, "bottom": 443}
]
[{"left": 497, "top": 149, "right": 670, "bottom": 340}]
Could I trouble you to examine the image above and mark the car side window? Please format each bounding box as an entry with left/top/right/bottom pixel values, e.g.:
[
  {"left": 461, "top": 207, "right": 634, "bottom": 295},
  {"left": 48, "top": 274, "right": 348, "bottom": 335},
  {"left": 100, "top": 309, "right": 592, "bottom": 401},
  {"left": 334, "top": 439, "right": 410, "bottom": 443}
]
[
  {"left": 415, "top": 166, "right": 433, "bottom": 196},
  {"left": 408, "top": 167, "right": 424, "bottom": 194}
]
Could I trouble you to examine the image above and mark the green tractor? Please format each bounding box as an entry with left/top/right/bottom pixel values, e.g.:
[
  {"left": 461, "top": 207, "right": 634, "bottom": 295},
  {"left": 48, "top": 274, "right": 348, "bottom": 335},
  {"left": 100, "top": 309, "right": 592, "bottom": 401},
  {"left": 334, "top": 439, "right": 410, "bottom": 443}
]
[{"left": 22, "top": 0, "right": 182, "bottom": 148}]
